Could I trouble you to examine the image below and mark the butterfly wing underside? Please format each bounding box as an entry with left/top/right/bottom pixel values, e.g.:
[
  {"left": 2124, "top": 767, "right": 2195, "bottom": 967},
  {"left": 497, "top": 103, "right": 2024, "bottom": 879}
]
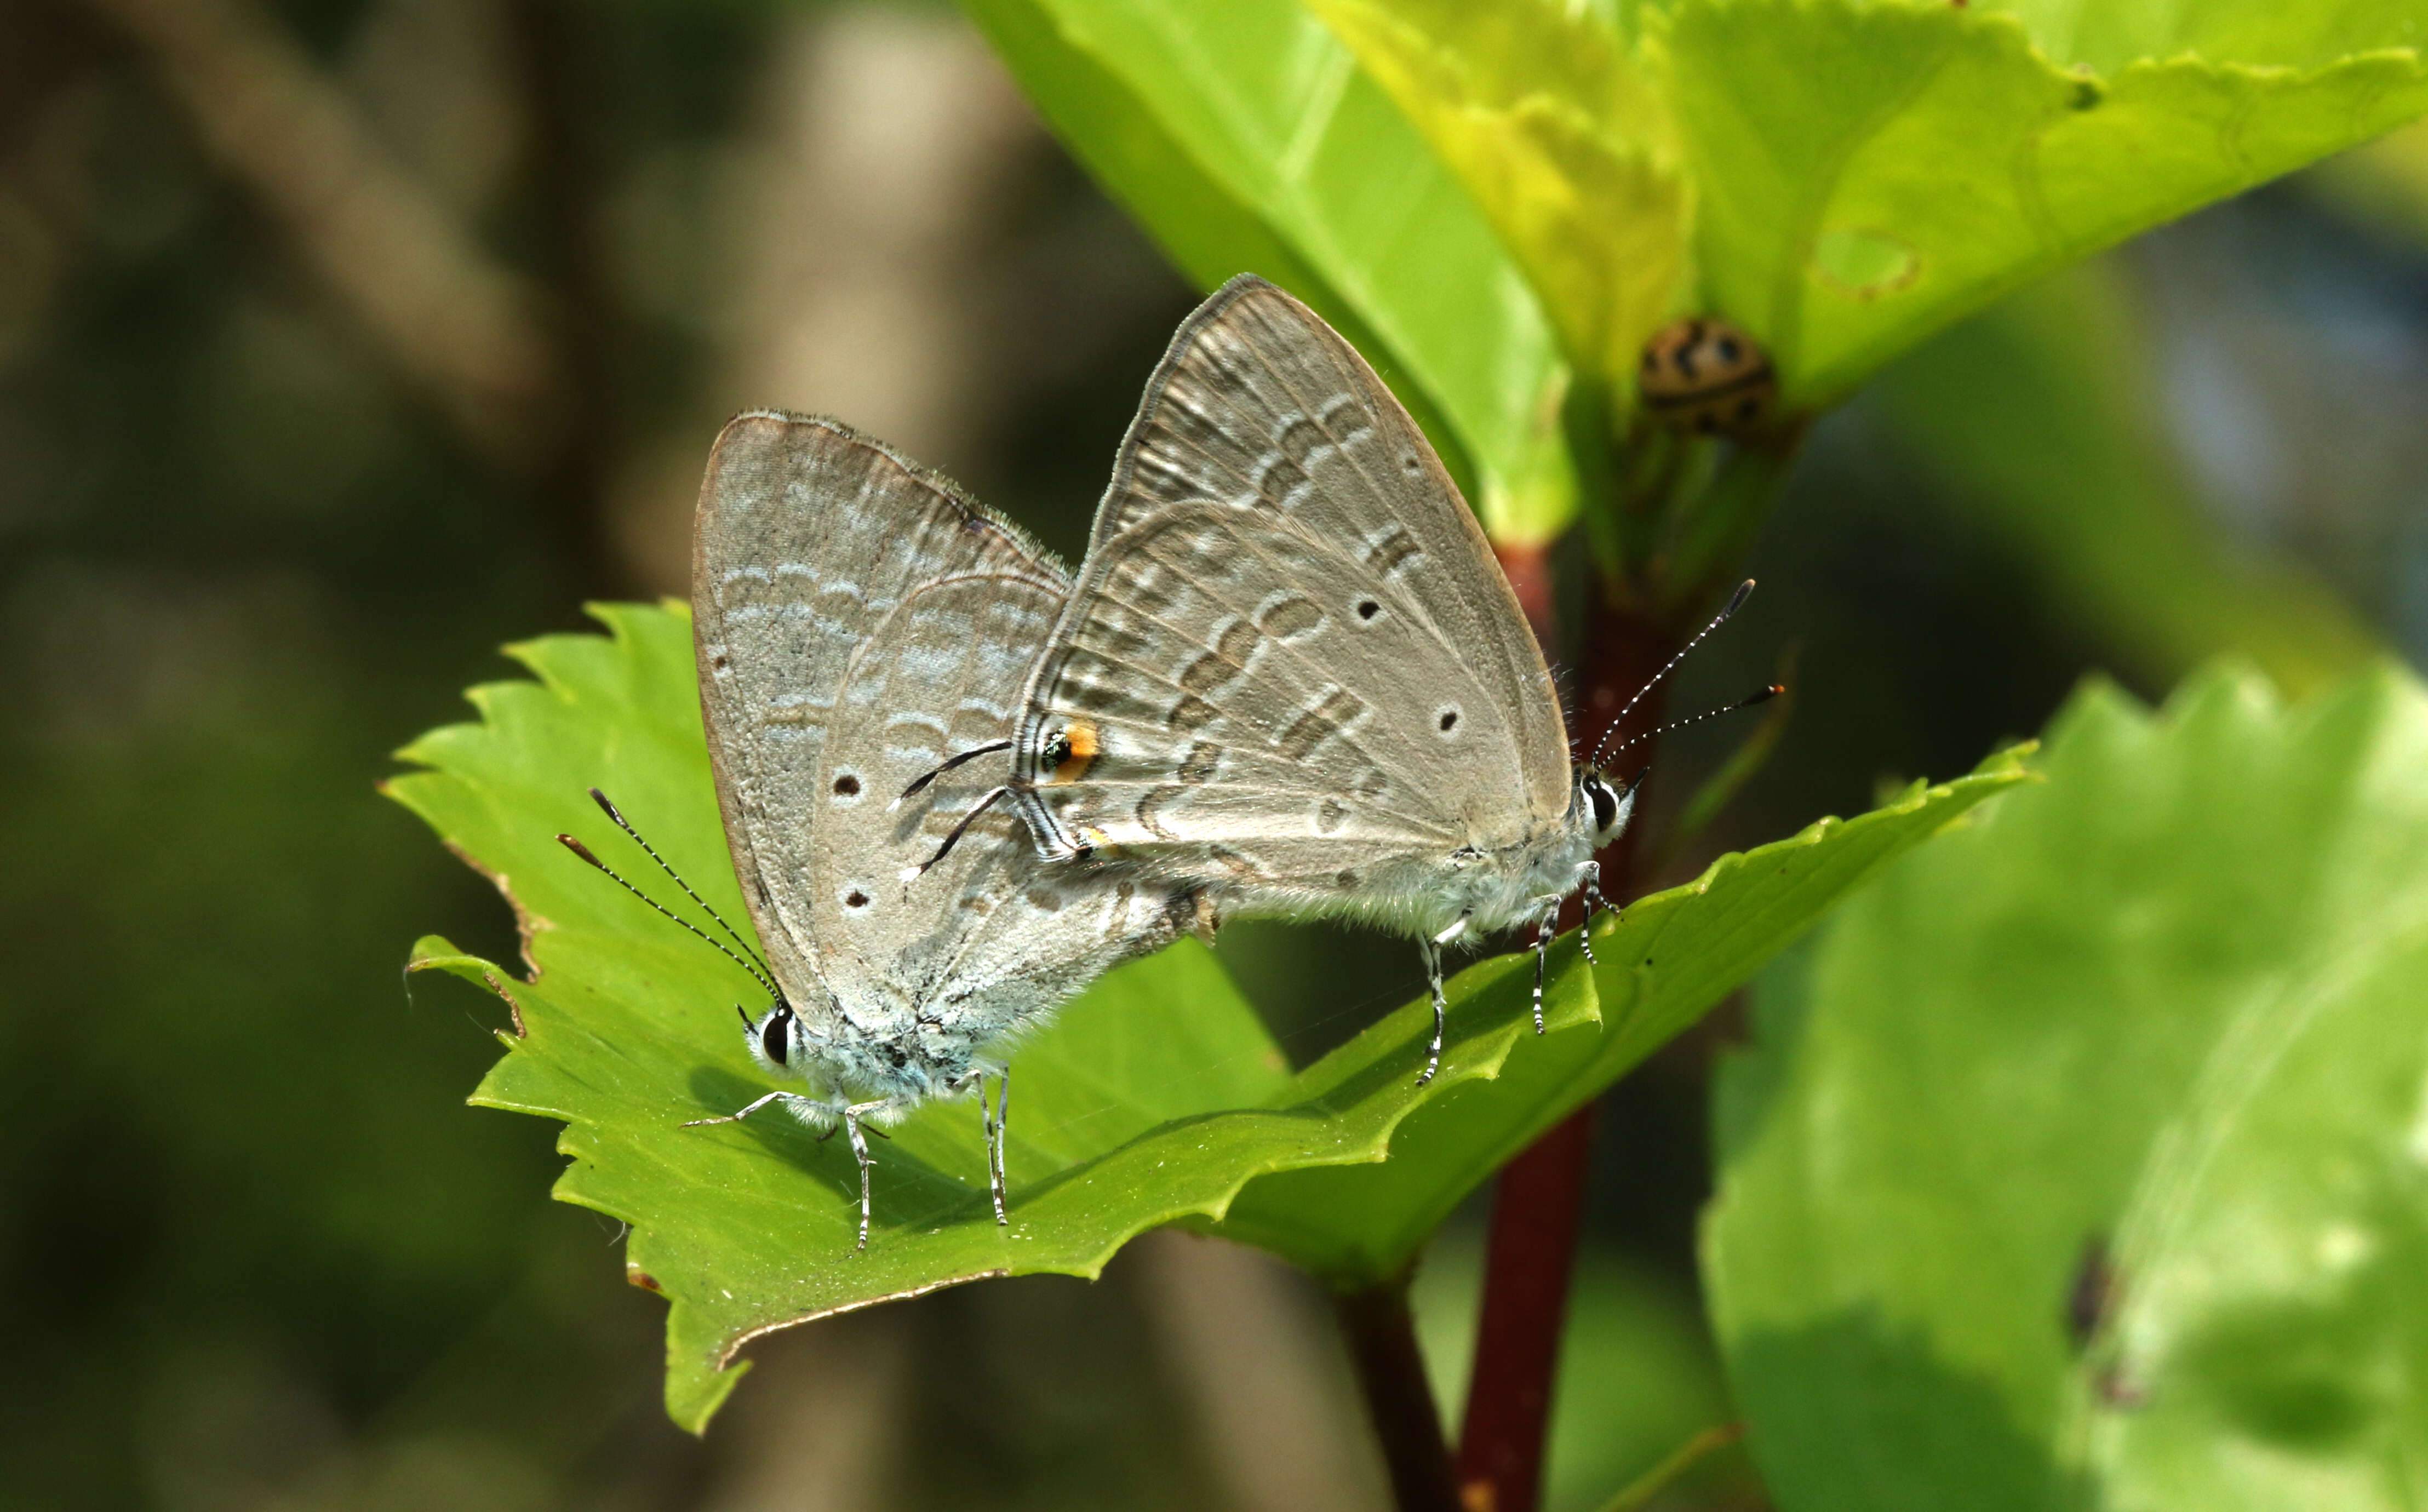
[
  {"left": 1012, "top": 277, "right": 1572, "bottom": 891},
  {"left": 815, "top": 570, "right": 1188, "bottom": 1044},
  {"left": 693, "top": 411, "right": 1070, "bottom": 1016}
]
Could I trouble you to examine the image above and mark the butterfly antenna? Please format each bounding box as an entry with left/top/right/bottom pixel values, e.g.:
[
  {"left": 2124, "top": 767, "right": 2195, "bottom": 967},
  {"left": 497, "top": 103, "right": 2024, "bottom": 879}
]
[
  {"left": 893, "top": 739, "right": 1012, "bottom": 811},
  {"left": 1605, "top": 684, "right": 1783, "bottom": 758},
  {"left": 557, "top": 832, "right": 778, "bottom": 998},
  {"left": 1588, "top": 579, "right": 1757, "bottom": 769},
  {"left": 900, "top": 787, "right": 1009, "bottom": 883},
  {"left": 586, "top": 788, "right": 774, "bottom": 981}
]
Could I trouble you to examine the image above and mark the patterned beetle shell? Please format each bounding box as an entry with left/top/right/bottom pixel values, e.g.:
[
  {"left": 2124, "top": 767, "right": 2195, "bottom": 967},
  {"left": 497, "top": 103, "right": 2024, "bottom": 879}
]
[{"left": 1638, "top": 317, "right": 1776, "bottom": 436}]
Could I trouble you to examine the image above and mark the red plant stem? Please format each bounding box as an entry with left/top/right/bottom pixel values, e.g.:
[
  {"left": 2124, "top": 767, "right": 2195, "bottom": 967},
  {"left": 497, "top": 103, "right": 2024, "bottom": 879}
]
[
  {"left": 1456, "top": 1110, "right": 1594, "bottom": 1512},
  {"left": 1456, "top": 591, "right": 1676, "bottom": 1512},
  {"left": 1493, "top": 541, "right": 1557, "bottom": 645},
  {"left": 1336, "top": 1276, "right": 1464, "bottom": 1512}
]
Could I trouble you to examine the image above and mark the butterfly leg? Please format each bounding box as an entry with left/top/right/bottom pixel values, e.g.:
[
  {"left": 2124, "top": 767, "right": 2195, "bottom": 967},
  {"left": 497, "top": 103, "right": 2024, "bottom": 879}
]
[
  {"left": 682, "top": 1089, "right": 809, "bottom": 1127},
  {"left": 1532, "top": 904, "right": 1560, "bottom": 1035},
  {"left": 842, "top": 1100, "right": 890, "bottom": 1251},
  {"left": 1414, "top": 911, "right": 1471, "bottom": 1086},
  {"left": 1417, "top": 939, "right": 1447, "bottom": 1087},
  {"left": 1577, "top": 862, "right": 1606, "bottom": 965},
  {"left": 984, "top": 1069, "right": 1011, "bottom": 1227}
]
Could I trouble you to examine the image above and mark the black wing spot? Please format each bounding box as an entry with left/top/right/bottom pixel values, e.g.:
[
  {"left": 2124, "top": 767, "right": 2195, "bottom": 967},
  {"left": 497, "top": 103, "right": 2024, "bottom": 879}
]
[
  {"left": 1356, "top": 599, "right": 1381, "bottom": 621},
  {"left": 1437, "top": 707, "right": 1461, "bottom": 734},
  {"left": 832, "top": 773, "right": 861, "bottom": 797},
  {"left": 844, "top": 889, "right": 869, "bottom": 909}
]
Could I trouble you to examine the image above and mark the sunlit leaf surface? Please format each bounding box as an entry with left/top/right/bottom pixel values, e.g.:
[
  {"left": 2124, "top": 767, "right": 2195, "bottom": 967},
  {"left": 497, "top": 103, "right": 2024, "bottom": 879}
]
[
  {"left": 1310, "top": 0, "right": 1690, "bottom": 391},
  {"left": 390, "top": 605, "right": 2023, "bottom": 1428},
  {"left": 962, "top": 0, "right": 1578, "bottom": 543},
  {"left": 1302, "top": 0, "right": 2427, "bottom": 410},
  {"left": 1709, "top": 662, "right": 2428, "bottom": 1511}
]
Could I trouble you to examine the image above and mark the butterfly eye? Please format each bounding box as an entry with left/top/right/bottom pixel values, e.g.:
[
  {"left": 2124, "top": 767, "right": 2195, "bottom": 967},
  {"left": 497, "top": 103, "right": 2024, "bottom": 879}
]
[
  {"left": 759, "top": 1005, "right": 793, "bottom": 1067},
  {"left": 1587, "top": 776, "right": 1620, "bottom": 834}
]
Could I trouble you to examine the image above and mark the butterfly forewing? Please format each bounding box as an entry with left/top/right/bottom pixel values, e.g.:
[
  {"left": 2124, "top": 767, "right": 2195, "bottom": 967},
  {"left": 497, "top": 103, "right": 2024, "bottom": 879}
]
[{"left": 1015, "top": 277, "right": 1572, "bottom": 880}]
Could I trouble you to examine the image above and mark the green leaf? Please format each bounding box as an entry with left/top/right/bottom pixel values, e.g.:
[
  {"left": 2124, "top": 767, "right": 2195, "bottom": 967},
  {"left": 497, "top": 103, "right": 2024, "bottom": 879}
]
[
  {"left": 960, "top": 0, "right": 1578, "bottom": 543},
  {"left": 1308, "top": 0, "right": 1691, "bottom": 392},
  {"left": 1672, "top": 0, "right": 2428, "bottom": 404},
  {"left": 388, "top": 604, "right": 2024, "bottom": 1428},
  {"left": 1707, "top": 661, "right": 2428, "bottom": 1511},
  {"left": 1304, "top": 0, "right": 2426, "bottom": 410},
  {"left": 1217, "top": 746, "right": 2030, "bottom": 1281}
]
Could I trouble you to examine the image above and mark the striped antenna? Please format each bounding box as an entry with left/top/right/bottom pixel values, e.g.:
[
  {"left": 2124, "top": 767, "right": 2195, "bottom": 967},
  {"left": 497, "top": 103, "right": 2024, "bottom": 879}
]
[
  {"left": 1588, "top": 579, "right": 1756, "bottom": 770},
  {"left": 1602, "top": 684, "right": 1782, "bottom": 759}
]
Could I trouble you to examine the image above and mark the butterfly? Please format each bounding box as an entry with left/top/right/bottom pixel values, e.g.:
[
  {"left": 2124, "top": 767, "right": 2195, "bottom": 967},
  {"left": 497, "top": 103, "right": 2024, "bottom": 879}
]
[
  {"left": 909, "top": 277, "right": 1766, "bottom": 1084},
  {"left": 566, "top": 411, "right": 1206, "bottom": 1248}
]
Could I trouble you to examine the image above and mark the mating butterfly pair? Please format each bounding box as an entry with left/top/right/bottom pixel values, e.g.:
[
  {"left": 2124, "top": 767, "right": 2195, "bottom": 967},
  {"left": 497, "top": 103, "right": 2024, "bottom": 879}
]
[{"left": 568, "top": 278, "right": 1765, "bottom": 1248}]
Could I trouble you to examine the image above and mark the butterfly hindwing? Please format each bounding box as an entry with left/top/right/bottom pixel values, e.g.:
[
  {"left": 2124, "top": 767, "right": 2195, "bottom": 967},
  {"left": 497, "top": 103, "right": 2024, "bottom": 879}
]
[{"left": 817, "top": 571, "right": 1185, "bottom": 1043}]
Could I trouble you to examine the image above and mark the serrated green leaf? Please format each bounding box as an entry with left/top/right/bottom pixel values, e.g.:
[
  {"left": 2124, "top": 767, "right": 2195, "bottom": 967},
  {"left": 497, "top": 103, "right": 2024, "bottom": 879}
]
[
  {"left": 1304, "top": 0, "right": 2425, "bottom": 412},
  {"left": 1707, "top": 661, "right": 2428, "bottom": 1511},
  {"left": 1672, "top": 0, "right": 2428, "bottom": 404},
  {"left": 1218, "top": 747, "right": 2030, "bottom": 1281},
  {"left": 960, "top": 0, "right": 1578, "bottom": 543},
  {"left": 388, "top": 604, "right": 2024, "bottom": 1428}
]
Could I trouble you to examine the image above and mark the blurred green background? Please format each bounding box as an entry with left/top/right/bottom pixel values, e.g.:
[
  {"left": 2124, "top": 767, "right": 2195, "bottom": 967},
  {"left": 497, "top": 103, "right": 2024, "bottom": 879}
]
[{"left": 3, "top": 0, "right": 2423, "bottom": 1507}]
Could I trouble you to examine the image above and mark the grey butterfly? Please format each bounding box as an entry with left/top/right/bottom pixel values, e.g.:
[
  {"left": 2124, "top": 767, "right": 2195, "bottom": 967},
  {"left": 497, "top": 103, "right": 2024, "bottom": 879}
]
[
  {"left": 931, "top": 277, "right": 1760, "bottom": 1083},
  {"left": 575, "top": 410, "right": 1204, "bottom": 1250}
]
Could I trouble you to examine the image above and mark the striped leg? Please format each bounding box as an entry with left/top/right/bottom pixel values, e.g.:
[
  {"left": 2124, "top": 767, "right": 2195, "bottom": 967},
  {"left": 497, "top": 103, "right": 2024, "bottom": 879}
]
[
  {"left": 983, "top": 1070, "right": 1011, "bottom": 1227},
  {"left": 842, "top": 1101, "right": 890, "bottom": 1251},
  {"left": 1532, "top": 904, "right": 1561, "bottom": 1034},
  {"left": 1417, "top": 938, "right": 1447, "bottom": 1086},
  {"left": 1578, "top": 862, "right": 1607, "bottom": 965}
]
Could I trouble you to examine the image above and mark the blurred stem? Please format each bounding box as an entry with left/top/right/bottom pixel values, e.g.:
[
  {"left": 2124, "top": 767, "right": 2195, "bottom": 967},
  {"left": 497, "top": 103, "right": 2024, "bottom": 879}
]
[
  {"left": 1591, "top": 1421, "right": 1746, "bottom": 1512},
  {"left": 78, "top": 0, "right": 566, "bottom": 469},
  {"left": 506, "top": 0, "right": 628, "bottom": 602},
  {"left": 1654, "top": 419, "right": 1811, "bottom": 617},
  {"left": 1334, "top": 1274, "right": 1462, "bottom": 1512},
  {"left": 1458, "top": 591, "right": 1671, "bottom": 1512},
  {"left": 1456, "top": 1106, "right": 1597, "bottom": 1512},
  {"left": 1460, "top": 406, "right": 1807, "bottom": 1512},
  {"left": 1494, "top": 542, "right": 1557, "bottom": 645}
]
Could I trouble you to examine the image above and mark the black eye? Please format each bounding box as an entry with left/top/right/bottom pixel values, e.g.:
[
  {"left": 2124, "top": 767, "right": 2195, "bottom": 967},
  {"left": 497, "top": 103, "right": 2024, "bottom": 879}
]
[
  {"left": 1588, "top": 778, "right": 1618, "bottom": 833},
  {"left": 759, "top": 1006, "right": 792, "bottom": 1066}
]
